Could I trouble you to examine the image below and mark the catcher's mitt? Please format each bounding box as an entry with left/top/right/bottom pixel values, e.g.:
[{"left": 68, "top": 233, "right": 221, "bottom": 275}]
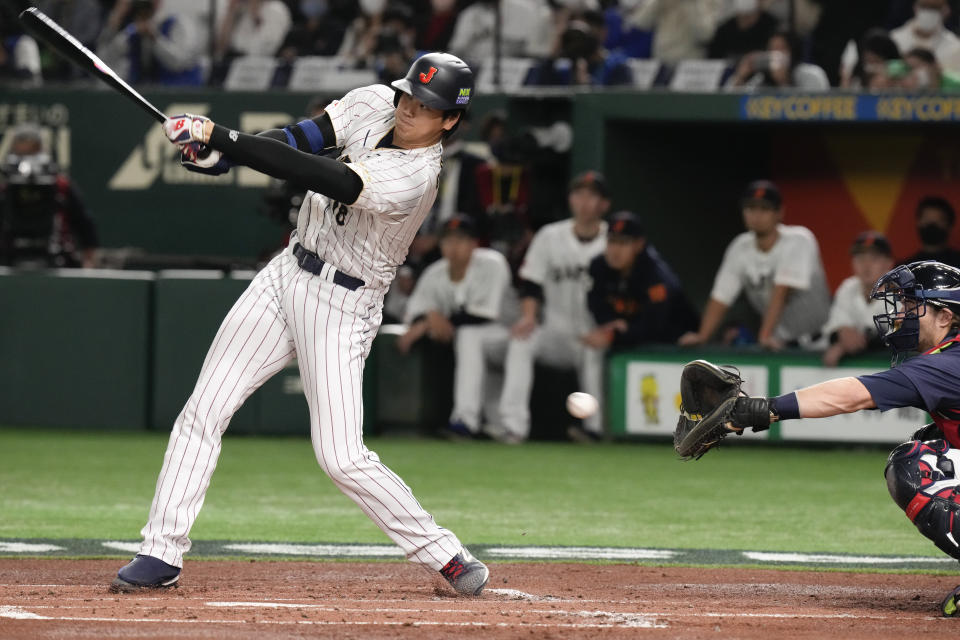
[{"left": 674, "top": 360, "right": 768, "bottom": 460}]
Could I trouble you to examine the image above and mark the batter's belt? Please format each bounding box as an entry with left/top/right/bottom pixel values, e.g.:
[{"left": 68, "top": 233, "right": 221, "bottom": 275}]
[{"left": 292, "top": 243, "right": 365, "bottom": 291}]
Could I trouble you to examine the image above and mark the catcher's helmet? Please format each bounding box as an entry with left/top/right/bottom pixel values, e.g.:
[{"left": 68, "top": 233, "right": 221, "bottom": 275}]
[
  {"left": 871, "top": 260, "right": 960, "bottom": 357},
  {"left": 391, "top": 52, "right": 474, "bottom": 112}
]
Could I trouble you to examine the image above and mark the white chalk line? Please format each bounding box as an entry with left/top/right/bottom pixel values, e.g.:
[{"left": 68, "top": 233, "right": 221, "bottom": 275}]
[
  {"left": 0, "top": 606, "right": 663, "bottom": 629},
  {"left": 2, "top": 601, "right": 943, "bottom": 625},
  {"left": 486, "top": 587, "right": 559, "bottom": 600}
]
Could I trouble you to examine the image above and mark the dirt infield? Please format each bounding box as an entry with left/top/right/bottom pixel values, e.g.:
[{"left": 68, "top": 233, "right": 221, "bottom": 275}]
[{"left": 0, "top": 559, "right": 958, "bottom": 639}]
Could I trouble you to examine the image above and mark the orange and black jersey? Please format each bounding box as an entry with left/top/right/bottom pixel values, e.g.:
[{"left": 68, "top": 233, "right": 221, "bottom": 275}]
[{"left": 586, "top": 245, "right": 698, "bottom": 349}]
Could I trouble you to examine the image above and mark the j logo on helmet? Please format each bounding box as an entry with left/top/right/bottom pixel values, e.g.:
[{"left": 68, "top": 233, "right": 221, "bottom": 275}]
[{"left": 419, "top": 66, "right": 438, "bottom": 83}]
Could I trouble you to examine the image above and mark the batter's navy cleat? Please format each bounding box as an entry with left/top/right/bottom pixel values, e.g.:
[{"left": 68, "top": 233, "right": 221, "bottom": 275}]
[
  {"left": 109, "top": 554, "right": 181, "bottom": 593},
  {"left": 941, "top": 585, "right": 960, "bottom": 616},
  {"left": 440, "top": 548, "right": 489, "bottom": 595}
]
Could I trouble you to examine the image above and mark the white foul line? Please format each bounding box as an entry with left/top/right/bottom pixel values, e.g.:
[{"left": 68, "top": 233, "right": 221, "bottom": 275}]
[
  {"left": 741, "top": 551, "right": 956, "bottom": 565},
  {"left": 486, "top": 546, "right": 677, "bottom": 560}
]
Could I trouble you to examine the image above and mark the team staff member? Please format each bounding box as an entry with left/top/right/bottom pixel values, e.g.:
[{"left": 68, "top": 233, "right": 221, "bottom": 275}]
[
  {"left": 679, "top": 180, "right": 830, "bottom": 350},
  {"left": 498, "top": 170, "right": 609, "bottom": 442},
  {"left": 584, "top": 211, "right": 698, "bottom": 351},
  {"left": 726, "top": 261, "right": 960, "bottom": 616},
  {"left": 397, "top": 215, "right": 515, "bottom": 441},
  {"left": 109, "top": 52, "right": 489, "bottom": 597}
]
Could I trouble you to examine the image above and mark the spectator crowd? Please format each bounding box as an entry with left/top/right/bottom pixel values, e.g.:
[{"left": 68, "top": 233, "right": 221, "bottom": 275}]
[{"left": 4, "top": 0, "right": 960, "bottom": 91}]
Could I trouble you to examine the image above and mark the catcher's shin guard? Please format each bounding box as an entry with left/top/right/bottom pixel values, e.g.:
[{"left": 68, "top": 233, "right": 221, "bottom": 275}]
[{"left": 885, "top": 439, "right": 960, "bottom": 561}]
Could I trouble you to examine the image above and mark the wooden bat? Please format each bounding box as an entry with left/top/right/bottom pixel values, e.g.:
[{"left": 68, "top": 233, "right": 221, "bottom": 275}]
[{"left": 18, "top": 7, "right": 167, "bottom": 123}]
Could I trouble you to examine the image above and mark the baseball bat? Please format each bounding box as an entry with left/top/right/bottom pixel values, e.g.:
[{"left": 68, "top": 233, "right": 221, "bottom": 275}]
[{"left": 18, "top": 7, "right": 167, "bottom": 123}]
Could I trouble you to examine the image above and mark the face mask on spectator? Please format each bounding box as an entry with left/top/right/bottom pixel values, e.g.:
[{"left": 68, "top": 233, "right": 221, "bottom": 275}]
[
  {"left": 919, "top": 223, "right": 950, "bottom": 245},
  {"left": 912, "top": 66, "right": 934, "bottom": 88},
  {"left": 734, "top": 0, "right": 759, "bottom": 14},
  {"left": 359, "top": 0, "right": 387, "bottom": 15},
  {"left": 915, "top": 8, "right": 943, "bottom": 32}
]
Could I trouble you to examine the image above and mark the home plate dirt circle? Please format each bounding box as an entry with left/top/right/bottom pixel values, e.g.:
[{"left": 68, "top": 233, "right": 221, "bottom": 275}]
[{"left": 0, "top": 559, "right": 957, "bottom": 639}]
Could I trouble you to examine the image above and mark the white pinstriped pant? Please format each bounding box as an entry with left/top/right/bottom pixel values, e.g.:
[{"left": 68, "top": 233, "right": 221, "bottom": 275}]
[{"left": 139, "top": 247, "right": 463, "bottom": 570}]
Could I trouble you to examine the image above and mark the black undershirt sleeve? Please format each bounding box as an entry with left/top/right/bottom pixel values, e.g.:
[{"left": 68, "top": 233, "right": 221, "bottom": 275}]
[
  {"left": 256, "top": 112, "right": 337, "bottom": 153},
  {"left": 518, "top": 279, "right": 544, "bottom": 302},
  {"left": 208, "top": 124, "right": 362, "bottom": 204}
]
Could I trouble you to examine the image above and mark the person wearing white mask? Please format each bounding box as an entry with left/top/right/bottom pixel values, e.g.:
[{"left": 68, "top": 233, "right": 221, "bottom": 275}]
[
  {"left": 889, "top": 0, "right": 960, "bottom": 76},
  {"left": 447, "top": 0, "right": 554, "bottom": 67},
  {"left": 627, "top": 0, "right": 723, "bottom": 64},
  {"left": 336, "top": 0, "right": 387, "bottom": 67}
]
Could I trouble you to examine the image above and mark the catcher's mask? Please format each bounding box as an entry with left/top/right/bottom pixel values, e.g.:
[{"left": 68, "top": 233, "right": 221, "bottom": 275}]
[{"left": 872, "top": 261, "right": 960, "bottom": 360}]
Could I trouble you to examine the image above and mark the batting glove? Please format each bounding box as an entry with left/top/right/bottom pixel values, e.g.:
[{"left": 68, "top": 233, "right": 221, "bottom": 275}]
[
  {"left": 163, "top": 114, "right": 209, "bottom": 145},
  {"left": 180, "top": 142, "right": 231, "bottom": 176}
]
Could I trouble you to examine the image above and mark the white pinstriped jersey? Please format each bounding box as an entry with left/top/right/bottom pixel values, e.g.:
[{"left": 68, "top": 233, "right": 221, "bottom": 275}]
[
  {"left": 519, "top": 219, "right": 607, "bottom": 335},
  {"left": 294, "top": 84, "right": 442, "bottom": 291}
]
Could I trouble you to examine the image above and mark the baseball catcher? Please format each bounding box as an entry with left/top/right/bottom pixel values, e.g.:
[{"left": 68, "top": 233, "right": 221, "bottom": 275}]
[{"left": 676, "top": 261, "right": 960, "bottom": 616}]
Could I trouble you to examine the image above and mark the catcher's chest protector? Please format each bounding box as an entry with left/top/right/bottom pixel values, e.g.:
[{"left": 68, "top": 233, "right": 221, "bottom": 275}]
[{"left": 885, "top": 439, "right": 960, "bottom": 560}]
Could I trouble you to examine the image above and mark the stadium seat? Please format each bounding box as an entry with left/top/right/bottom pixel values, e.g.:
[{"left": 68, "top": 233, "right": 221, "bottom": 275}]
[
  {"left": 288, "top": 56, "right": 348, "bottom": 92},
  {"left": 224, "top": 56, "right": 279, "bottom": 91},
  {"left": 669, "top": 59, "right": 728, "bottom": 92},
  {"left": 476, "top": 57, "right": 536, "bottom": 92},
  {"left": 625, "top": 59, "right": 662, "bottom": 89},
  {"left": 314, "top": 68, "right": 379, "bottom": 93}
]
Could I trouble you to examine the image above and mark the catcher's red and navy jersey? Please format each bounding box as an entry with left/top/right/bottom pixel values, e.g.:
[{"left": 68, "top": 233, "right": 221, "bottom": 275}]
[{"left": 858, "top": 333, "right": 960, "bottom": 446}]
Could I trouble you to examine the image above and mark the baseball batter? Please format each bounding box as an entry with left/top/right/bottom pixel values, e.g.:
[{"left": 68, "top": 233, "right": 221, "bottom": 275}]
[
  {"left": 109, "top": 52, "right": 489, "bottom": 596},
  {"left": 498, "top": 171, "right": 609, "bottom": 441}
]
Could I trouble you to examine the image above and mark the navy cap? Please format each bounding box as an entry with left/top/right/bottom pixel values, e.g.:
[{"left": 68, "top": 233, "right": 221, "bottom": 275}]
[
  {"left": 850, "top": 230, "right": 892, "bottom": 256},
  {"left": 441, "top": 214, "right": 477, "bottom": 237},
  {"left": 607, "top": 211, "right": 644, "bottom": 238},
  {"left": 569, "top": 170, "right": 610, "bottom": 198},
  {"left": 741, "top": 180, "right": 782, "bottom": 209}
]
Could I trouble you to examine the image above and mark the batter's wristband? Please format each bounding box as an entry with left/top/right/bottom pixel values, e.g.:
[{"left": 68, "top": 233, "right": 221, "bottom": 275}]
[{"left": 770, "top": 392, "right": 800, "bottom": 421}]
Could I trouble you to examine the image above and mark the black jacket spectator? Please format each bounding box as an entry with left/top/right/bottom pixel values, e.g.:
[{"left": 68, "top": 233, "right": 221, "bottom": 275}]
[
  {"left": 903, "top": 195, "right": 960, "bottom": 269},
  {"left": 587, "top": 244, "right": 698, "bottom": 350},
  {"left": 708, "top": 10, "right": 778, "bottom": 60}
]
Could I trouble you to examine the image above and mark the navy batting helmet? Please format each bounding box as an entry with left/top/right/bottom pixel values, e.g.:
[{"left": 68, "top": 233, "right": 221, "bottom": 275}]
[
  {"left": 391, "top": 52, "right": 474, "bottom": 112},
  {"left": 872, "top": 260, "right": 960, "bottom": 358}
]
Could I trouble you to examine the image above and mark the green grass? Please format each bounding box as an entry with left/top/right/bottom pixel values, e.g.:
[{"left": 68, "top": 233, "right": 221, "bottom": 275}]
[{"left": 0, "top": 427, "right": 938, "bottom": 557}]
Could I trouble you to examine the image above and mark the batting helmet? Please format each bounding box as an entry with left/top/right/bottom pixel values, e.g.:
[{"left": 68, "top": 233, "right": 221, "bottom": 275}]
[
  {"left": 872, "top": 260, "right": 960, "bottom": 357},
  {"left": 391, "top": 52, "right": 474, "bottom": 112}
]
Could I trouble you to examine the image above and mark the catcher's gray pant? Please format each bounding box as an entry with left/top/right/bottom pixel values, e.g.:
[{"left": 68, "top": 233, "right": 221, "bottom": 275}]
[
  {"left": 450, "top": 323, "right": 509, "bottom": 433},
  {"left": 498, "top": 324, "right": 604, "bottom": 439},
  {"left": 138, "top": 249, "right": 463, "bottom": 571}
]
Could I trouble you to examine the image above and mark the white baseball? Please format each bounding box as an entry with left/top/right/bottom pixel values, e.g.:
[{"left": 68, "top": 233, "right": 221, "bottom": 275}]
[{"left": 566, "top": 392, "right": 598, "bottom": 419}]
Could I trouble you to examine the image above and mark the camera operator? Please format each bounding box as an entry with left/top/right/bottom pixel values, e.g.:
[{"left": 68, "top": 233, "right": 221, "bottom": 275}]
[
  {"left": 527, "top": 20, "right": 632, "bottom": 87},
  {"left": 726, "top": 28, "right": 829, "bottom": 90},
  {"left": 0, "top": 126, "right": 99, "bottom": 268}
]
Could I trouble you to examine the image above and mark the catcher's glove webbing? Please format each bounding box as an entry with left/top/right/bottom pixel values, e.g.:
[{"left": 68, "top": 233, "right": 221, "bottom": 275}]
[{"left": 674, "top": 360, "right": 772, "bottom": 460}]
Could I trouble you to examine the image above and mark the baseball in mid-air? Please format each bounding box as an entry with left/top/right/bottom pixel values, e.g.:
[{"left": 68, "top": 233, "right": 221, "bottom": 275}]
[{"left": 566, "top": 392, "right": 599, "bottom": 419}]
